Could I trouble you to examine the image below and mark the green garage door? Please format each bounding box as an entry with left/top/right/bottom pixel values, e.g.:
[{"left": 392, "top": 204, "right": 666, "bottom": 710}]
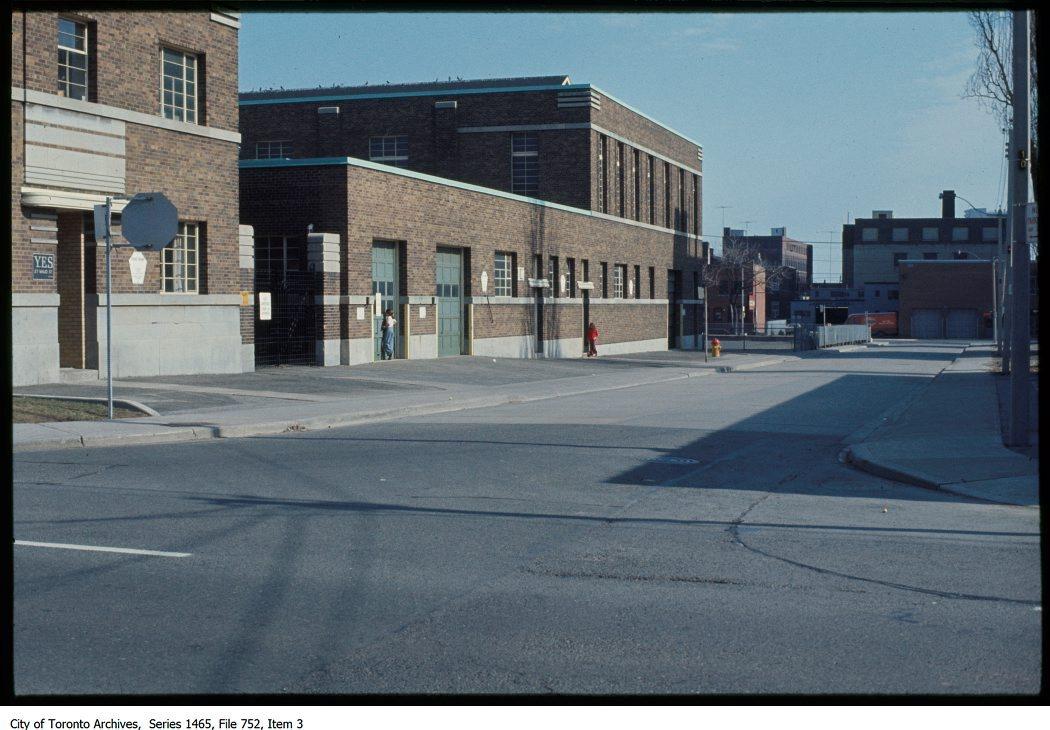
[
  {"left": 436, "top": 248, "right": 463, "bottom": 357},
  {"left": 372, "top": 242, "right": 399, "bottom": 359},
  {"left": 911, "top": 309, "right": 943, "bottom": 339}
]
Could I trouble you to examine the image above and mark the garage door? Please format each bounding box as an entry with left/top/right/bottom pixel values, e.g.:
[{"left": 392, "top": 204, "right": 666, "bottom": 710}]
[
  {"left": 911, "top": 309, "right": 943, "bottom": 339},
  {"left": 945, "top": 309, "right": 978, "bottom": 339}
]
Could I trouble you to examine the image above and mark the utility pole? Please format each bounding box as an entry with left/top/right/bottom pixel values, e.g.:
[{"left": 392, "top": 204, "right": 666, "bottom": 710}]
[{"left": 1007, "top": 8, "right": 1031, "bottom": 446}]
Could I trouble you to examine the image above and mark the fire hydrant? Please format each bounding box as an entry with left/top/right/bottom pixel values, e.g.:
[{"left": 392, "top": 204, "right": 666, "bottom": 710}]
[{"left": 710, "top": 338, "right": 721, "bottom": 358}]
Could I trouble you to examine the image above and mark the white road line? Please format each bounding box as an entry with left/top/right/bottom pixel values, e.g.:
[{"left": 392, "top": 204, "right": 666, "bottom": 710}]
[{"left": 14, "top": 540, "right": 191, "bottom": 558}]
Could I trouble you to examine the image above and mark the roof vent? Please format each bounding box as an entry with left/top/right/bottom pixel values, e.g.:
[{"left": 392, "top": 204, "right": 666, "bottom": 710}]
[
  {"left": 434, "top": 100, "right": 457, "bottom": 109},
  {"left": 317, "top": 106, "right": 340, "bottom": 115},
  {"left": 872, "top": 210, "right": 893, "bottom": 219}
]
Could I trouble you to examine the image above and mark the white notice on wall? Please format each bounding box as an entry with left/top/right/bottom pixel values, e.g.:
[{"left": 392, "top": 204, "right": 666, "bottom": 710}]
[
  {"left": 560, "top": 274, "right": 566, "bottom": 294},
  {"left": 481, "top": 270, "right": 488, "bottom": 293},
  {"left": 258, "top": 292, "right": 272, "bottom": 321},
  {"left": 419, "top": 306, "right": 427, "bottom": 319},
  {"left": 356, "top": 306, "right": 365, "bottom": 320},
  {"left": 517, "top": 266, "right": 525, "bottom": 281},
  {"left": 128, "top": 251, "right": 147, "bottom": 285}
]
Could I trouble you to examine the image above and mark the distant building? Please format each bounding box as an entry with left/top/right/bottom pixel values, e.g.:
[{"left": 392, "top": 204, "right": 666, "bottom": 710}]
[
  {"left": 898, "top": 260, "right": 994, "bottom": 339},
  {"left": 721, "top": 227, "right": 813, "bottom": 321},
  {"left": 841, "top": 190, "right": 1005, "bottom": 308}
]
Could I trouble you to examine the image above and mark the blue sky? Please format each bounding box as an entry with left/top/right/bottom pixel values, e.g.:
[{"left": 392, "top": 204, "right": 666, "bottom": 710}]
[{"left": 239, "top": 11, "right": 1005, "bottom": 282}]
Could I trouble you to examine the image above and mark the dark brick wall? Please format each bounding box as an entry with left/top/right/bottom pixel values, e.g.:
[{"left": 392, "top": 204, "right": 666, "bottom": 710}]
[{"left": 899, "top": 261, "right": 994, "bottom": 337}]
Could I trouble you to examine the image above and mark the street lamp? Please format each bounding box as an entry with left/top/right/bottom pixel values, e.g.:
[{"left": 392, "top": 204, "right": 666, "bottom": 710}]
[{"left": 947, "top": 192, "right": 1005, "bottom": 353}]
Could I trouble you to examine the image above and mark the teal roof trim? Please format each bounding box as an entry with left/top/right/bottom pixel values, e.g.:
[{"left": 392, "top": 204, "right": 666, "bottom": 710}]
[
  {"left": 239, "top": 83, "right": 591, "bottom": 106},
  {"left": 239, "top": 156, "right": 702, "bottom": 241}
]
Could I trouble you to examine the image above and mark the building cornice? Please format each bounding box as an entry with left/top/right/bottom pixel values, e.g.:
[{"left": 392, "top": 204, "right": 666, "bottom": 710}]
[{"left": 13, "top": 87, "right": 241, "bottom": 144}]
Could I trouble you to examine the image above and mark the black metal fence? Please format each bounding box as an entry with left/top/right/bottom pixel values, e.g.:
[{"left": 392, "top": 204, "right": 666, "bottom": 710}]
[{"left": 254, "top": 270, "right": 316, "bottom": 367}]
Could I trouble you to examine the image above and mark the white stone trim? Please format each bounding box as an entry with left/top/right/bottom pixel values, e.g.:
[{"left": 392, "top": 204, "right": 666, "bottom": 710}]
[
  {"left": 209, "top": 11, "right": 241, "bottom": 29},
  {"left": 13, "top": 87, "right": 241, "bottom": 144},
  {"left": 12, "top": 293, "right": 60, "bottom": 307},
  {"left": 95, "top": 294, "right": 241, "bottom": 306},
  {"left": 20, "top": 186, "right": 130, "bottom": 212}
]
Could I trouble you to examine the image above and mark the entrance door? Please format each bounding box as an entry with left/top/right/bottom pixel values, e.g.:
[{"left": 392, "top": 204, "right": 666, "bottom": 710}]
[
  {"left": 436, "top": 247, "right": 463, "bottom": 356},
  {"left": 372, "top": 242, "right": 399, "bottom": 360},
  {"left": 582, "top": 290, "right": 590, "bottom": 355}
]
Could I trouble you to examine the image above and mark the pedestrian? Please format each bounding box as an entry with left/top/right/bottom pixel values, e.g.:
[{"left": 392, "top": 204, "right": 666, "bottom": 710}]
[
  {"left": 381, "top": 307, "right": 397, "bottom": 360},
  {"left": 586, "top": 321, "right": 599, "bottom": 357}
]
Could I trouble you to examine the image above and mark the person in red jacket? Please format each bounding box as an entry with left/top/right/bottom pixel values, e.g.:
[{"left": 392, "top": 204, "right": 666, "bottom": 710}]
[{"left": 586, "top": 321, "right": 599, "bottom": 357}]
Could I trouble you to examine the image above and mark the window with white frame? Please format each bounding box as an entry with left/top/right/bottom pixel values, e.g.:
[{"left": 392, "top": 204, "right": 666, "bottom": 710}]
[
  {"left": 861, "top": 227, "right": 879, "bottom": 242},
  {"left": 613, "top": 264, "right": 626, "bottom": 299},
  {"left": 892, "top": 227, "right": 909, "bottom": 242},
  {"left": 162, "top": 222, "right": 199, "bottom": 293},
  {"left": 494, "top": 252, "right": 513, "bottom": 296},
  {"left": 952, "top": 226, "right": 969, "bottom": 242},
  {"left": 922, "top": 226, "right": 939, "bottom": 241},
  {"left": 57, "top": 18, "right": 89, "bottom": 100},
  {"left": 369, "top": 136, "right": 408, "bottom": 167},
  {"left": 162, "top": 48, "right": 198, "bottom": 124},
  {"left": 982, "top": 226, "right": 999, "bottom": 242},
  {"left": 255, "top": 140, "right": 292, "bottom": 159},
  {"left": 511, "top": 132, "right": 538, "bottom": 196}
]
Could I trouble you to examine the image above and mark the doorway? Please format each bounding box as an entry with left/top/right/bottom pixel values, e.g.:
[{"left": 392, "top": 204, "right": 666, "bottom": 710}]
[
  {"left": 372, "top": 242, "right": 399, "bottom": 360},
  {"left": 436, "top": 247, "right": 464, "bottom": 356}
]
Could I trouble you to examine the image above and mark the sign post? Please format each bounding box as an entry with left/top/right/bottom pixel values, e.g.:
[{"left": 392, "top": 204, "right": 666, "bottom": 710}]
[{"left": 93, "top": 192, "right": 178, "bottom": 420}]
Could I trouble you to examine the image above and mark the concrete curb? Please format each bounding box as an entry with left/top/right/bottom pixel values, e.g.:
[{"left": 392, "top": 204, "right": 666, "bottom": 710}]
[
  {"left": 14, "top": 369, "right": 708, "bottom": 452},
  {"left": 715, "top": 355, "right": 795, "bottom": 373}
]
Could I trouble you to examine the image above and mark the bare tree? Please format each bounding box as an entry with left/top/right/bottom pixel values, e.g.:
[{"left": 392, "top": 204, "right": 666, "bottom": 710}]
[
  {"left": 963, "top": 10, "right": 1039, "bottom": 201},
  {"left": 699, "top": 234, "right": 797, "bottom": 334}
]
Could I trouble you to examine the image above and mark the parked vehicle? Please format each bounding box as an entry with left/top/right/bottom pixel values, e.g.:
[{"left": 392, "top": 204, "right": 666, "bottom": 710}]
[{"left": 846, "top": 311, "right": 898, "bottom": 337}]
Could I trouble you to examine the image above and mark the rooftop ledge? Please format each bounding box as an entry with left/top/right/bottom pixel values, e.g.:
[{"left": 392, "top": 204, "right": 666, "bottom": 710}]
[{"left": 239, "top": 156, "right": 703, "bottom": 242}]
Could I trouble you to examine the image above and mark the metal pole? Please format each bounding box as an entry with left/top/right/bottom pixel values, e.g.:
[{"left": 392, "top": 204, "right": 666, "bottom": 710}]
[
  {"left": 703, "top": 292, "right": 709, "bottom": 362},
  {"left": 992, "top": 258, "right": 998, "bottom": 347},
  {"left": 105, "top": 196, "right": 113, "bottom": 420},
  {"left": 1007, "top": 8, "right": 1031, "bottom": 446}
]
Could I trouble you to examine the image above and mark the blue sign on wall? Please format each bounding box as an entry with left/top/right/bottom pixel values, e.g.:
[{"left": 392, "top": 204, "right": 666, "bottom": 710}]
[{"left": 32, "top": 253, "right": 55, "bottom": 280}]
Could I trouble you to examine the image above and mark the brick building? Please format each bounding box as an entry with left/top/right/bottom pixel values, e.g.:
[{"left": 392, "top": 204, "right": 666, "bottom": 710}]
[
  {"left": 11, "top": 8, "right": 249, "bottom": 386},
  {"left": 898, "top": 260, "right": 994, "bottom": 339},
  {"left": 721, "top": 227, "right": 813, "bottom": 322},
  {"left": 240, "top": 76, "right": 709, "bottom": 364},
  {"left": 841, "top": 190, "right": 1004, "bottom": 308}
]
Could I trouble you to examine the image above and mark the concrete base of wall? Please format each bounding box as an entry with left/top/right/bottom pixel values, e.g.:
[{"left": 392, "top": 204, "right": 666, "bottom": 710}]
[
  {"left": 343, "top": 337, "right": 374, "bottom": 366},
  {"left": 92, "top": 295, "right": 247, "bottom": 378},
  {"left": 408, "top": 333, "right": 438, "bottom": 360},
  {"left": 472, "top": 335, "right": 666, "bottom": 359},
  {"left": 12, "top": 294, "right": 61, "bottom": 386},
  {"left": 240, "top": 344, "right": 255, "bottom": 373},
  {"left": 596, "top": 337, "right": 668, "bottom": 356},
  {"left": 316, "top": 339, "right": 341, "bottom": 366}
]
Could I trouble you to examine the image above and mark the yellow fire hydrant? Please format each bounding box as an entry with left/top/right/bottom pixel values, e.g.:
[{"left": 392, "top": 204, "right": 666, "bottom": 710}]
[{"left": 710, "top": 338, "right": 721, "bottom": 358}]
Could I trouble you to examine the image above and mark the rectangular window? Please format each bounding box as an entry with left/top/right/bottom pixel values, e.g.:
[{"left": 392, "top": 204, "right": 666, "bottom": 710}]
[
  {"left": 664, "top": 162, "right": 671, "bottom": 228},
  {"left": 862, "top": 227, "right": 879, "bottom": 242},
  {"left": 892, "top": 252, "right": 907, "bottom": 267},
  {"left": 952, "top": 226, "right": 969, "bottom": 242},
  {"left": 922, "top": 226, "right": 939, "bottom": 241},
  {"left": 693, "top": 174, "right": 700, "bottom": 236},
  {"left": 369, "top": 135, "right": 409, "bottom": 167},
  {"left": 888, "top": 290, "right": 899, "bottom": 300},
  {"left": 635, "top": 265, "right": 642, "bottom": 299},
  {"left": 161, "top": 48, "right": 198, "bottom": 124},
  {"left": 892, "top": 227, "right": 909, "bottom": 242},
  {"left": 648, "top": 156, "right": 655, "bottom": 224},
  {"left": 923, "top": 252, "right": 938, "bottom": 260},
  {"left": 566, "top": 258, "right": 576, "bottom": 297},
  {"left": 549, "top": 255, "right": 559, "bottom": 295},
  {"left": 598, "top": 135, "right": 607, "bottom": 213},
  {"left": 582, "top": 260, "right": 590, "bottom": 290},
  {"left": 648, "top": 267, "right": 655, "bottom": 299},
  {"left": 494, "top": 252, "right": 513, "bottom": 296},
  {"left": 633, "top": 149, "right": 641, "bottom": 221},
  {"left": 953, "top": 251, "right": 970, "bottom": 260},
  {"left": 613, "top": 264, "right": 626, "bottom": 299},
  {"left": 511, "top": 132, "right": 538, "bottom": 195},
  {"left": 982, "top": 226, "right": 999, "bottom": 242},
  {"left": 617, "top": 142, "right": 625, "bottom": 218},
  {"left": 57, "top": 18, "right": 89, "bottom": 100},
  {"left": 601, "top": 262, "right": 608, "bottom": 298},
  {"left": 255, "top": 140, "right": 292, "bottom": 159},
  {"left": 162, "top": 222, "right": 199, "bottom": 293}
]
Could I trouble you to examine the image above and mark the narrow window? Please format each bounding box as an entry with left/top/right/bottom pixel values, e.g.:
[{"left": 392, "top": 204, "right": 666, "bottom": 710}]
[
  {"left": 664, "top": 162, "right": 671, "bottom": 228},
  {"left": 494, "top": 252, "right": 512, "bottom": 296},
  {"left": 582, "top": 260, "right": 590, "bottom": 290},
  {"left": 678, "top": 168, "right": 686, "bottom": 231},
  {"left": 922, "top": 226, "right": 939, "bottom": 242},
  {"left": 613, "top": 264, "right": 626, "bottom": 299},
  {"left": 598, "top": 135, "right": 607, "bottom": 213},
  {"left": 567, "top": 258, "right": 576, "bottom": 297},
  {"left": 892, "top": 227, "right": 909, "bottom": 242},
  {"left": 511, "top": 132, "right": 538, "bottom": 195},
  {"left": 952, "top": 226, "right": 969, "bottom": 242},
  {"left": 648, "top": 266, "right": 655, "bottom": 299},
  {"left": 161, "top": 48, "right": 199, "bottom": 124},
  {"left": 601, "top": 262, "right": 608, "bottom": 298},
  {"left": 617, "top": 142, "right": 625, "bottom": 218},
  {"left": 163, "top": 222, "right": 200, "bottom": 293},
  {"left": 862, "top": 227, "right": 879, "bottom": 242},
  {"left": 369, "top": 136, "right": 409, "bottom": 168},
  {"left": 692, "top": 174, "right": 700, "bottom": 236},
  {"left": 634, "top": 265, "right": 642, "bottom": 299},
  {"left": 633, "top": 149, "right": 641, "bottom": 221},
  {"left": 57, "top": 18, "right": 89, "bottom": 100},
  {"left": 549, "top": 255, "right": 559, "bottom": 296},
  {"left": 648, "top": 156, "right": 655, "bottom": 224}
]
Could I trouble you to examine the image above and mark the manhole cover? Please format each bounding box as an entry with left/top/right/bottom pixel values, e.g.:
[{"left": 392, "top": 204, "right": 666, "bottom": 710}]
[{"left": 651, "top": 456, "right": 699, "bottom": 465}]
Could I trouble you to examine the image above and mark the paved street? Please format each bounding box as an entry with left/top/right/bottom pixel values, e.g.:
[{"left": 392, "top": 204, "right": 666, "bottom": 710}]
[{"left": 13, "top": 343, "right": 1041, "bottom": 694}]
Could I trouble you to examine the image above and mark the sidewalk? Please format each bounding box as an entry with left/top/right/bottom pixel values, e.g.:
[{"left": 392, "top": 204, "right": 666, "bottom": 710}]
[
  {"left": 18, "top": 351, "right": 793, "bottom": 452},
  {"left": 846, "top": 344, "right": 1039, "bottom": 507}
]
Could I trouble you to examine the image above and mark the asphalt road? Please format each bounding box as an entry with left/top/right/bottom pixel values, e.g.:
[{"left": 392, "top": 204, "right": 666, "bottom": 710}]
[{"left": 12, "top": 343, "right": 1042, "bottom": 695}]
